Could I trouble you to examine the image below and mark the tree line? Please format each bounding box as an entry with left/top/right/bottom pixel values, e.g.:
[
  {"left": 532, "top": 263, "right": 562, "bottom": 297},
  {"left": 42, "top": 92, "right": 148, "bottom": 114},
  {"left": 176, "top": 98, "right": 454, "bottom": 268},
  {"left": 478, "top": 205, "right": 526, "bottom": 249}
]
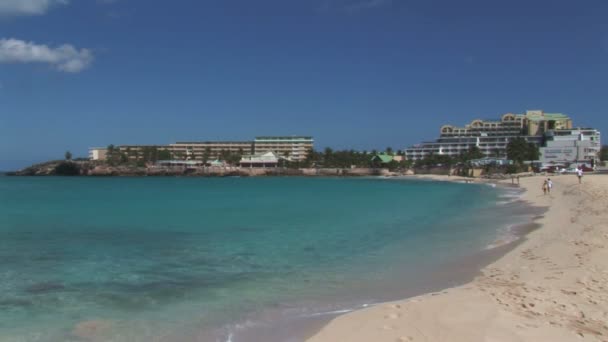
[
  {"left": 80, "top": 138, "right": 543, "bottom": 172},
  {"left": 300, "top": 147, "right": 408, "bottom": 169}
]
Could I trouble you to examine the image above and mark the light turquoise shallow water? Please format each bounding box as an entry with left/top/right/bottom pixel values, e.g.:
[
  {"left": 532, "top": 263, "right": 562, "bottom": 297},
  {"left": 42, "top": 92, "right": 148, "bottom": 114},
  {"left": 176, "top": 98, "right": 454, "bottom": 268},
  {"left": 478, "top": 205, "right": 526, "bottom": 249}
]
[{"left": 0, "top": 176, "right": 530, "bottom": 341}]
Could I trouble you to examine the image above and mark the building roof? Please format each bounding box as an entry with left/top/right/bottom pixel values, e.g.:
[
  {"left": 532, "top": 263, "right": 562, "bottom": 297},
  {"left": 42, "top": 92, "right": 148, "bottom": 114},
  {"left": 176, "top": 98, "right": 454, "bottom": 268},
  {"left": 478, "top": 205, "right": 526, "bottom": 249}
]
[
  {"left": 240, "top": 151, "right": 279, "bottom": 163},
  {"left": 371, "top": 154, "right": 394, "bottom": 163},
  {"left": 524, "top": 112, "right": 570, "bottom": 121}
]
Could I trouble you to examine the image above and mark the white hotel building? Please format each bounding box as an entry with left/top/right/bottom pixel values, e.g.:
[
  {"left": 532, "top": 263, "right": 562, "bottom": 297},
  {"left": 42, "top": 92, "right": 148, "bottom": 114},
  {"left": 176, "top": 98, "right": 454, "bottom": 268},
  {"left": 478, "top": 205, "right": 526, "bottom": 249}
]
[
  {"left": 253, "top": 136, "right": 313, "bottom": 162},
  {"left": 539, "top": 128, "right": 601, "bottom": 166},
  {"left": 89, "top": 136, "right": 314, "bottom": 162},
  {"left": 405, "top": 110, "right": 573, "bottom": 161}
]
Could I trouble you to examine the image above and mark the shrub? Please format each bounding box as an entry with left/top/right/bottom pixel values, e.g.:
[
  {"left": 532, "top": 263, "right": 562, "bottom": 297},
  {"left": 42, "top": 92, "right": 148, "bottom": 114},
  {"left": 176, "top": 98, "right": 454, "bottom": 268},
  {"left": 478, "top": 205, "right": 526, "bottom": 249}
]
[
  {"left": 505, "top": 164, "right": 519, "bottom": 174},
  {"left": 53, "top": 162, "right": 81, "bottom": 176}
]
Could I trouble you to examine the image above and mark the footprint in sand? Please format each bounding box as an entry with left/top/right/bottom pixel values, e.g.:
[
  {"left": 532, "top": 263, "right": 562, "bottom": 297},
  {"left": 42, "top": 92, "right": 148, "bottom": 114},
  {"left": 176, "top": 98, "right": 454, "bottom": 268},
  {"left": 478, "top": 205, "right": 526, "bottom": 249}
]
[{"left": 385, "top": 313, "right": 401, "bottom": 319}]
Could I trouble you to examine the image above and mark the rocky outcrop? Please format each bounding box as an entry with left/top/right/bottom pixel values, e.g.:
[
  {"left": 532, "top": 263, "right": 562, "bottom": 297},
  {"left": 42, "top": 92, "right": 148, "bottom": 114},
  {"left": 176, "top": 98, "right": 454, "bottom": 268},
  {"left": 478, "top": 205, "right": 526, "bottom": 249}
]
[
  {"left": 88, "top": 165, "right": 147, "bottom": 176},
  {"left": 10, "top": 160, "right": 86, "bottom": 176}
]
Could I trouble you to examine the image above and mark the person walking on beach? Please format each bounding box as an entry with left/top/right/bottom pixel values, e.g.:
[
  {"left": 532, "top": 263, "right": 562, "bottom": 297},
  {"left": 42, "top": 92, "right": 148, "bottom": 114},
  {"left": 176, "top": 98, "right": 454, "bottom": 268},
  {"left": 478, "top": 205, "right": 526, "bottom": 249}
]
[
  {"left": 542, "top": 180, "right": 548, "bottom": 195},
  {"left": 577, "top": 168, "right": 583, "bottom": 184},
  {"left": 547, "top": 178, "right": 553, "bottom": 194}
]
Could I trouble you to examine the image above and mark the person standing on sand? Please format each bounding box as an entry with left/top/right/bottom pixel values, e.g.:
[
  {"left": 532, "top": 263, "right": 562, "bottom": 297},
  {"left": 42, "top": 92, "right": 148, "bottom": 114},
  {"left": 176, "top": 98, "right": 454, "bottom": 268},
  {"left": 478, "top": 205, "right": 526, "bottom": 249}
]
[
  {"left": 577, "top": 168, "right": 583, "bottom": 184},
  {"left": 547, "top": 178, "right": 553, "bottom": 194},
  {"left": 543, "top": 180, "right": 548, "bottom": 195}
]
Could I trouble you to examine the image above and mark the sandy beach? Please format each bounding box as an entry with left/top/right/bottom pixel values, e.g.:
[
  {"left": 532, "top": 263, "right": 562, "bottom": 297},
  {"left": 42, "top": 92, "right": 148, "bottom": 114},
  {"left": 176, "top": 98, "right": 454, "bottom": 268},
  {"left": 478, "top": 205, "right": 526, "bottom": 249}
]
[{"left": 307, "top": 174, "right": 608, "bottom": 342}]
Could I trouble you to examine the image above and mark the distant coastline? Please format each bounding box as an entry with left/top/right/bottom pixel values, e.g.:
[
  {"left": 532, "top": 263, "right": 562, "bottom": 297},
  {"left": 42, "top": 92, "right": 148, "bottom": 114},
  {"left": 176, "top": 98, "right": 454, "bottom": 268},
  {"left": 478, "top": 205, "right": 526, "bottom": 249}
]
[
  {"left": 6, "top": 160, "right": 399, "bottom": 178},
  {"left": 7, "top": 159, "right": 534, "bottom": 182}
]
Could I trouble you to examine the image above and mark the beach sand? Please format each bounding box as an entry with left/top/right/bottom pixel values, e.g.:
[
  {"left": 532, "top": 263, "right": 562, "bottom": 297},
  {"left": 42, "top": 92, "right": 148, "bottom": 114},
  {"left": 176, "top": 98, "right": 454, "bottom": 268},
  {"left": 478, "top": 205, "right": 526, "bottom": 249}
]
[{"left": 307, "top": 174, "right": 608, "bottom": 342}]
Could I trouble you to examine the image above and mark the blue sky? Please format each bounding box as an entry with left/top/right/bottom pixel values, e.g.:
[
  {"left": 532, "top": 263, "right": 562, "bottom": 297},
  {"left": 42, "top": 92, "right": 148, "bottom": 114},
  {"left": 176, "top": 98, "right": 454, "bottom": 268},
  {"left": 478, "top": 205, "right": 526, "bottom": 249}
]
[{"left": 0, "top": 0, "right": 607, "bottom": 170}]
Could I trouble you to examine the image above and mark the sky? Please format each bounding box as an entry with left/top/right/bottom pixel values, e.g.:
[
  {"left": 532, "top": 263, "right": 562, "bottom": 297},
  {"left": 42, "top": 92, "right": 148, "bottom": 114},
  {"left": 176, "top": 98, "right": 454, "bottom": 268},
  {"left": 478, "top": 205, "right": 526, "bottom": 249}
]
[{"left": 0, "top": 0, "right": 607, "bottom": 170}]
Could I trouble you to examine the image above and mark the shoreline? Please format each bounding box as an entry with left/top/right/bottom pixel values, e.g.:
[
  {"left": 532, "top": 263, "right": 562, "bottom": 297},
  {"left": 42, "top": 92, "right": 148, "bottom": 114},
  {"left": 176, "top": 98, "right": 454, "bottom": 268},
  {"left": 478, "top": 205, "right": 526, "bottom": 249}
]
[
  {"left": 306, "top": 174, "right": 608, "bottom": 341},
  {"left": 227, "top": 177, "right": 540, "bottom": 342}
]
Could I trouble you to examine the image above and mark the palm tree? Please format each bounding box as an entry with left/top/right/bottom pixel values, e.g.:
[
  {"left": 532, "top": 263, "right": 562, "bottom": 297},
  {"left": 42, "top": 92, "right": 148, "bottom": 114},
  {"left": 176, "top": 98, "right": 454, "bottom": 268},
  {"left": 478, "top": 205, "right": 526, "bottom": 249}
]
[{"left": 202, "top": 147, "right": 211, "bottom": 164}]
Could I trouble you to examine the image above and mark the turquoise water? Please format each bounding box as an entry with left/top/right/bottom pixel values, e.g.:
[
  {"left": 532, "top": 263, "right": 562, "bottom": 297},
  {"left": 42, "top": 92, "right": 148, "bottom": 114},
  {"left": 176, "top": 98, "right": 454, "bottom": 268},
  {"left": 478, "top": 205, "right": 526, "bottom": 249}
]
[{"left": 0, "top": 177, "right": 528, "bottom": 341}]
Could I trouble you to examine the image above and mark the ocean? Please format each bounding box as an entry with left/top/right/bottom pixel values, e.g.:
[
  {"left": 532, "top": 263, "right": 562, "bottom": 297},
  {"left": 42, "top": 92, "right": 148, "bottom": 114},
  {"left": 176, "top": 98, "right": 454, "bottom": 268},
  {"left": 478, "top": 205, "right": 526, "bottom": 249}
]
[{"left": 0, "top": 176, "right": 537, "bottom": 341}]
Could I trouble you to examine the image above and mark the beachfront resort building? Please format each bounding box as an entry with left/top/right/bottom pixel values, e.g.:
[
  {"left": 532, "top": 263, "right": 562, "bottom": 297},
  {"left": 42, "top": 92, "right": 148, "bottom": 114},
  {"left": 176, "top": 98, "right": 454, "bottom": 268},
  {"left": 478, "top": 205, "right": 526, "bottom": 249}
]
[
  {"left": 116, "top": 145, "right": 171, "bottom": 162},
  {"left": 88, "top": 147, "right": 107, "bottom": 161},
  {"left": 239, "top": 151, "right": 280, "bottom": 168},
  {"left": 89, "top": 136, "right": 313, "bottom": 163},
  {"left": 253, "top": 136, "right": 313, "bottom": 162},
  {"left": 169, "top": 141, "right": 254, "bottom": 160},
  {"left": 539, "top": 128, "right": 601, "bottom": 166},
  {"left": 405, "top": 110, "right": 574, "bottom": 161}
]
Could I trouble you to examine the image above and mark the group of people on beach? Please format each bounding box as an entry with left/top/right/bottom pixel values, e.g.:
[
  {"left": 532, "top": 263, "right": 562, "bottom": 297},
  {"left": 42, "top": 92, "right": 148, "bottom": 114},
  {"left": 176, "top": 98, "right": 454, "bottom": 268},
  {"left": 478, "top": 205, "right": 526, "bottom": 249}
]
[{"left": 541, "top": 168, "right": 584, "bottom": 195}]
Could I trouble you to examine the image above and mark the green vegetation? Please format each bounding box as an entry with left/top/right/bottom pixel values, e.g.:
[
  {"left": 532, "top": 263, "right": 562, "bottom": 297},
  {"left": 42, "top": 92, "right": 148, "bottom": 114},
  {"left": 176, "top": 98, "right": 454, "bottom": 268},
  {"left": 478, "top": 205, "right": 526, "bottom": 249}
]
[
  {"left": 415, "top": 145, "right": 483, "bottom": 169},
  {"left": 158, "top": 149, "right": 172, "bottom": 161},
  {"left": 139, "top": 147, "right": 161, "bottom": 163},
  {"left": 216, "top": 149, "right": 242, "bottom": 165},
  {"left": 300, "top": 148, "right": 411, "bottom": 170},
  {"left": 54, "top": 162, "right": 80, "bottom": 176},
  {"left": 506, "top": 137, "right": 539, "bottom": 172},
  {"left": 505, "top": 164, "right": 519, "bottom": 174},
  {"left": 64, "top": 151, "right": 72, "bottom": 161},
  {"left": 304, "top": 148, "right": 370, "bottom": 168},
  {"left": 202, "top": 147, "right": 211, "bottom": 163},
  {"left": 464, "top": 145, "right": 484, "bottom": 161},
  {"left": 105, "top": 145, "right": 173, "bottom": 166},
  {"left": 506, "top": 137, "right": 538, "bottom": 164},
  {"left": 601, "top": 145, "right": 608, "bottom": 161}
]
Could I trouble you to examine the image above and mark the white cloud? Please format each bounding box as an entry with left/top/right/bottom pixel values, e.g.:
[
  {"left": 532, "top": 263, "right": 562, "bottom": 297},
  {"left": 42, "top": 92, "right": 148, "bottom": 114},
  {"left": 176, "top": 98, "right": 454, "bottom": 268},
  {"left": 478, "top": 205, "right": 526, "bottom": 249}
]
[
  {"left": 0, "top": 38, "right": 93, "bottom": 73},
  {"left": 0, "top": 0, "right": 68, "bottom": 16}
]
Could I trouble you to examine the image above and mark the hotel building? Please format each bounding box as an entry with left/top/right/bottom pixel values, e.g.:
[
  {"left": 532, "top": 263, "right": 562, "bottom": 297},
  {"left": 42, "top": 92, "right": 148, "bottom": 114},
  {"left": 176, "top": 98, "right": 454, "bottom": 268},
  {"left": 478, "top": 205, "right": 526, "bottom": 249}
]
[
  {"left": 405, "top": 110, "right": 573, "bottom": 161},
  {"left": 253, "top": 136, "right": 314, "bottom": 162},
  {"left": 169, "top": 141, "right": 254, "bottom": 160},
  {"left": 117, "top": 145, "right": 170, "bottom": 161},
  {"left": 89, "top": 136, "right": 313, "bottom": 162},
  {"left": 88, "top": 147, "right": 107, "bottom": 161},
  {"left": 539, "top": 128, "right": 601, "bottom": 166}
]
